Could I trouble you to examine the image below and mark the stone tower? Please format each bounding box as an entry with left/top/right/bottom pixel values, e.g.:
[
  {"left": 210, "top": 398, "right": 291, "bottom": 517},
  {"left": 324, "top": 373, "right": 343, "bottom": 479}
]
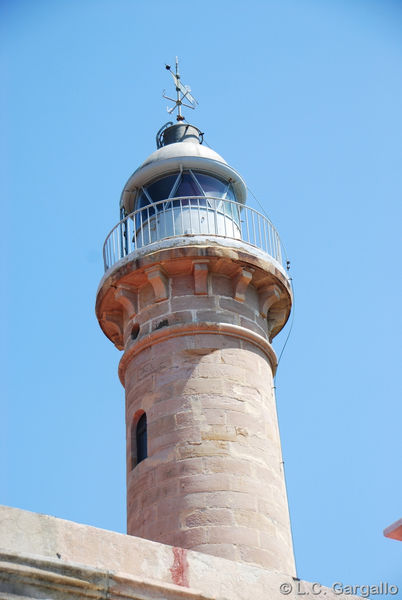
[{"left": 96, "top": 120, "right": 295, "bottom": 575}]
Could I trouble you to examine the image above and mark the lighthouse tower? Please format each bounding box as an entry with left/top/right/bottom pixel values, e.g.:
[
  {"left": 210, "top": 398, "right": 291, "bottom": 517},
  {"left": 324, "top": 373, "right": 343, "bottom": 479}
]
[{"left": 95, "top": 65, "right": 295, "bottom": 575}]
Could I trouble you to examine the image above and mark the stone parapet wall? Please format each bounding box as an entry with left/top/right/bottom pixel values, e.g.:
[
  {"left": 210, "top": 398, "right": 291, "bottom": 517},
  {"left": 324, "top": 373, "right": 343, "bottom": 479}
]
[{"left": 0, "top": 507, "right": 360, "bottom": 600}]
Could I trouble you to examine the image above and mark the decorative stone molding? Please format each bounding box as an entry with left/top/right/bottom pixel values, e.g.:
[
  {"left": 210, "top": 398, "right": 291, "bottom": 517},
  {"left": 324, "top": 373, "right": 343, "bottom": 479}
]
[
  {"left": 259, "top": 285, "right": 281, "bottom": 318},
  {"left": 0, "top": 552, "right": 213, "bottom": 600},
  {"left": 119, "top": 321, "right": 278, "bottom": 384},
  {"left": 96, "top": 243, "right": 292, "bottom": 349},
  {"left": 233, "top": 268, "right": 253, "bottom": 302},
  {"left": 145, "top": 266, "right": 169, "bottom": 302},
  {"left": 192, "top": 261, "right": 209, "bottom": 295},
  {"left": 100, "top": 311, "right": 124, "bottom": 350},
  {"left": 268, "top": 307, "right": 288, "bottom": 340},
  {"left": 114, "top": 285, "right": 138, "bottom": 319}
]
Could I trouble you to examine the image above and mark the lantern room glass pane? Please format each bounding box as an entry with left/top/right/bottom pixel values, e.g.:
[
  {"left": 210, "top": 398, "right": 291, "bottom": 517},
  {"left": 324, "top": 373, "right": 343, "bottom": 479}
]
[
  {"left": 193, "top": 173, "right": 237, "bottom": 216},
  {"left": 137, "top": 191, "right": 152, "bottom": 210},
  {"left": 133, "top": 171, "right": 241, "bottom": 232},
  {"left": 135, "top": 192, "right": 155, "bottom": 229},
  {"left": 146, "top": 174, "right": 178, "bottom": 204},
  {"left": 175, "top": 172, "right": 203, "bottom": 197},
  {"left": 195, "top": 173, "right": 227, "bottom": 198},
  {"left": 224, "top": 184, "right": 236, "bottom": 203}
]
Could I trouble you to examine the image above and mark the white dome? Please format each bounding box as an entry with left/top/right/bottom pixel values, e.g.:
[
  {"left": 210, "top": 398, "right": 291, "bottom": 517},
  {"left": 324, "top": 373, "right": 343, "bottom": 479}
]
[
  {"left": 120, "top": 138, "right": 247, "bottom": 215},
  {"left": 141, "top": 142, "right": 228, "bottom": 167}
]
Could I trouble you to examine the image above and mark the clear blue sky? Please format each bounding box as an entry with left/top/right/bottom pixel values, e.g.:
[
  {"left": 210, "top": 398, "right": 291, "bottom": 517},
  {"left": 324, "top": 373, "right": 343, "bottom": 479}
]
[{"left": 2, "top": 0, "right": 401, "bottom": 593}]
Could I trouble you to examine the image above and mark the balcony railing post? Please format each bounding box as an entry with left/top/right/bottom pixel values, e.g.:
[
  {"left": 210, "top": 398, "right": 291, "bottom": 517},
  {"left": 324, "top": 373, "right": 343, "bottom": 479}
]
[
  {"left": 188, "top": 197, "right": 193, "bottom": 233},
  {"left": 156, "top": 206, "right": 160, "bottom": 241}
]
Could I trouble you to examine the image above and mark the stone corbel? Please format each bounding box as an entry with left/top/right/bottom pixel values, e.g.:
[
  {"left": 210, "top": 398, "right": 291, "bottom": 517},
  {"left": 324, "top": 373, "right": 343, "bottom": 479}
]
[
  {"left": 100, "top": 310, "right": 124, "bottom": 350},
  {"left": 193, "top": 260, "right": 209, "bottom": 295},
  {"left": 259, "top": 284, "right": 281, "bottom": 318},
  {"left": 233, "top": 268, "right": 254, "bottom": 302},
  {"left": 267, "top": 307, "right": 288, "bottom": 341},
  {"left": 145, "top": 266, "right": 168, "bottom": 302},
  {"left": 114, "top": 285, "right": 138, "bottom": 320}
]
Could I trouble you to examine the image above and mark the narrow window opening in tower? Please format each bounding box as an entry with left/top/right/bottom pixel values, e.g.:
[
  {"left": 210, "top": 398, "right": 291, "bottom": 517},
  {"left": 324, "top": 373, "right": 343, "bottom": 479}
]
[{"left": 134, "top": 413, "right": 147, "bottom": 466}]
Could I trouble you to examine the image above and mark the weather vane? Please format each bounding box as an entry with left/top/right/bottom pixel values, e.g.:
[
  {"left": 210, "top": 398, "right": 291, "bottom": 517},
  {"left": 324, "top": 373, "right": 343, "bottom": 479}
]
[{"left": 163, "top": 57, "right": 198, "bottom": 121}]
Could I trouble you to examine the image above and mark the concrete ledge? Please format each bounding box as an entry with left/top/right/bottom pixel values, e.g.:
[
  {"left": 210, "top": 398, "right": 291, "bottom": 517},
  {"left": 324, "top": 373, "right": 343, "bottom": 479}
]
[
  {"left": 118, "top": 321, "right": 278, "bottom": 383},
  {"left": 0, "top": 551, "right": 212, "bottom": 600},
  {"left": 0, "top": 506, "right": 359, "bottom": 600}
]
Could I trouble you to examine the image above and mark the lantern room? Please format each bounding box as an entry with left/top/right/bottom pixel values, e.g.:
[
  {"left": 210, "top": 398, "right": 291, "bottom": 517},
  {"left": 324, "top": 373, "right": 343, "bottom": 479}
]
[{"left": 118, "top": 123, "right": 247, "bottom": 247}]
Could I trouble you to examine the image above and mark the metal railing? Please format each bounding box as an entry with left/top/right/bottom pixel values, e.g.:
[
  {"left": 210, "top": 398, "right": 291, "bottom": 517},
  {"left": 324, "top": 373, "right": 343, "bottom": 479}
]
[{"left": 103, "top": 196, "right": 284, "bottom": 272}]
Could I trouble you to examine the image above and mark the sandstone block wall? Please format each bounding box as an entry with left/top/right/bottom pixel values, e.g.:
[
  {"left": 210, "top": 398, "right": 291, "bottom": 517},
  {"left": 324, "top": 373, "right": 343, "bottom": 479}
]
[
  {"left": 96, "top": 241, "right": 294, "bottom": 574},
  {"left": 125, "top": 333, "right": 295, "bottom": 575}
]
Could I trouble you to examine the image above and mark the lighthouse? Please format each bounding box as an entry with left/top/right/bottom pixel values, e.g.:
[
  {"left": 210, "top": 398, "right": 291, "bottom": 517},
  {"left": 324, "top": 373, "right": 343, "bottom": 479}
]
[{"left": 95, "top": 63, "right": 296, "bottom": 576}]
